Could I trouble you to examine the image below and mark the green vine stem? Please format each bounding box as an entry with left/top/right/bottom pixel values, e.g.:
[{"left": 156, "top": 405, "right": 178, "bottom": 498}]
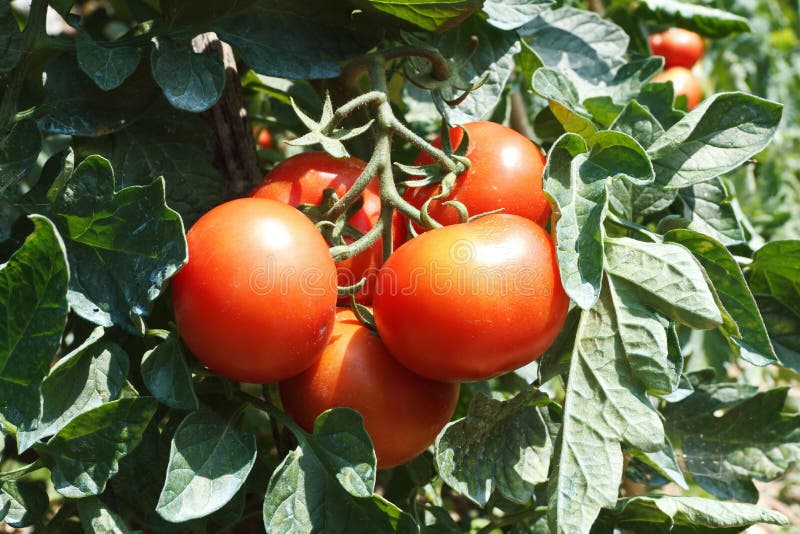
[
  {"left": 0, "top": 0, "right": 48, "bottom": 133},
  {"left": 329, "top": 215, "right": 385, "bottom": 262},
  {"left": 0, "top": 459, "right": 45, "bottom": 482}
]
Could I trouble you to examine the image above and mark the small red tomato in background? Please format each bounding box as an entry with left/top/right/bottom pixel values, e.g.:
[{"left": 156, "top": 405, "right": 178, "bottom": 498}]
[
  {"left": 171, "top": 198, "right": 337, "bottom": 383},
  {"left": 653, "top": 67, "right": 703, "bottom": 110},
  {"left": 253, "top": 126, "right": 274, "bottom": 150},
  {"left": 404, "top": 121, "right": 550, "bottom": 228},
  {"left": 649, "top": 28, "right": 704, "bottom": 70},
  {"left": 280, "top": 308, "right": 459, "bottom": 469},
  {"left": 252, "top": 151, "right": 405, "bottom": 304},
  {"left": 373, "top": 214, "right": 569, "bottom": 383}
]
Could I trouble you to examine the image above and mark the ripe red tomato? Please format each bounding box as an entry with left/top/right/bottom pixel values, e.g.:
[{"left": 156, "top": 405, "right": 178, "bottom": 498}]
[
  {"left": 373, "top": 214, "right": 569, "bottom": 383},
  {"left": 649, "top": 28, "right": 704, "bottom": 70},
  {"left": 254, "top": 126, "right": 274, "bottom": 150},
  {"left": 404, "top": 121, "right": 550, "bottom": 228},
  {"left": 252, "top": 151, "right": 404, "bottom": 303},
  {"left": 280, "top": 308, "right": 459, "bottom": 469},
  {"left": 171, "top": 198, "right": 337, "bottom": 383},
  {"left": 653, "top": 67, "right": 703, "bottom": 110}
]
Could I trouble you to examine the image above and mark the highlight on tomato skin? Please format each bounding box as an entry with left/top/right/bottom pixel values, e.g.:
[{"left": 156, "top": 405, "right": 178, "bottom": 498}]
[
  {"left": 251, "top": 151, "right": 405, "bottom": 304},
  {"left": 171, "top": 197, "right": 338, "bottom": 384},
  {"left": 404, "top": 121, "right": 551, "bottom": 229},
  {"left": 652, "top": 67, "right": 703, "bottom": 110},
  {"left": 372, "top": 213, "right": 569, "bottom": 383},
  {"left": 648, "top": 28, "right": 704, "bottom": 70},
  {"left": 279, "top": 308, "right": 460, "bottom": 469}
]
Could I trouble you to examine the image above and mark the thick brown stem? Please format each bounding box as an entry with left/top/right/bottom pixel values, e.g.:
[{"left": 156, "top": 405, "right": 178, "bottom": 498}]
[{"left": 192, "top": 33, "right": 261, "bottom": 199}]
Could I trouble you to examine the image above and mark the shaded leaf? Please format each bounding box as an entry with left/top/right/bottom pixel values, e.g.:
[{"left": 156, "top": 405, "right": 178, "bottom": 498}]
[
  {"left": 156, "top": 409, "right": 256, "bottom": 522},
  {"left": 0, "top": 2, "right": 22, "bottom": 72},
  {"left": 614, "top": 495, "right": 786, "bottom": 529},
  {"left": 0, "top": 119, "right": 42, "bottom": 192},
  {"left": 17, "top": 327, "right": 129, "bottom": 452},
  {"left": 435, "top": 389, "right": 551, "bottom": 506},
  {"left": 749, "top": 240, "right": 800, "bottom": 318},
  {"left": 0, "top": 480, "right": 48, "bottom": 528},
  {"left": 76, "top": 30, "right": 142, "bottom": 91},
  {"left": 141, "top": 332, "right": 198, "bottom": 411},
  {"left": 637, "top": 0, "right": 751, "bottom": 38},
  {"left": 677, "top": 179, "right": 746, "bottom": 246},
  {"left": 77, "top": 496, "right": 140, "bottom": 534},
  {"left": 151, "top": 36, "right": 225, "bottom": 112}
]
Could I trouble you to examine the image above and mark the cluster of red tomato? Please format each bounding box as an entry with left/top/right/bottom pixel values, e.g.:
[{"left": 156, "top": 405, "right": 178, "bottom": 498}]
[
  {"left": 650, "top": 28, "right": 705, "bottom": 110},
  {"left": 171, "top": 122, "right": 569, "bottom": 468}
]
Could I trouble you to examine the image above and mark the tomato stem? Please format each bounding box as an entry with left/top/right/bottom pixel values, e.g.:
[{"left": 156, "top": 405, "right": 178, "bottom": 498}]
[{"left": 0, "top": 459, "right": 45, "bottom": 482}]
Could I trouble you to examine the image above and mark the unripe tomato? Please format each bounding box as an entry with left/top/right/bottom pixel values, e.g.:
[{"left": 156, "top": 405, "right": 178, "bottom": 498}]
[
  {"left": 649, "top": 28, "right": 704, "bottom": 70},
  {"left": 252, "top": 152, "right": 404, "bottom": 304},
  {"left": 254, "top": 126, "right": 274, "bottom": 150},
  {"left": 171, "top": 198, "right": 337, "bottom": 383},
  {"left": 653, "top": 67, "right": 703, "bottom": 110},
  {"left": 373, "top": 214, "right": 569, "bottom": 383},
  {"left": 404, "top": 121, "right": 550, "bottom": 228},
  {"left": 280, "top": 308, "right": 459, "bottom": 469}
]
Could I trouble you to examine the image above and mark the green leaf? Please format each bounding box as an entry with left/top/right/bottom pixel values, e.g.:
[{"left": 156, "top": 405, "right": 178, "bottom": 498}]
[
  {"left": 108, "top": 112, "right": 223, "bottom": 227},
  {"left": 264, "top": 408, "right": 416, "bottom": 533},
  {"left": 604, "top": 237, "right": 722, "bottom": 329},
  {"left": 37, "top": 55, "right": 158, "bottom": 137},
  {"left": 629, "top": 436, "right": 688, "bottom": 490},
  {"left": 613, "top": 495, "right": 787, "bottom": 529},
  {"left": 749, "top": 240, "right": 800, "bottom": 318},
  {"left": 16, "top": 327, "right": 129, "bottom": 453},
  {"left": 409, "top": 16, "right": 521, "bottom": 124},
  {"left": 611, "top": 100, "right": 664, "bottom": 149},
  {"left": 543, "top": 133, "right": 606, "bottom": 310},
  {"left": 664, "top": 385, "right": 800, "bottom": 502},
  {"left": 366, "top": 0, "right": 481, "bottom": 31},
  {"left": 647, "top": 93, "right": 782, "bottom": 189},
  {"left": 666, "top": 229, "right": 777, "bottom": 366},
  {"left": 637, "top": 82, "right": 685, "bottom": 130},
  {"left": 0, "top": 480, "right": 48, "bottom": 528},
  {"left": 677, "top": 179, "right": 746, "bottom": 246},
  {"left": 524, "top": 9, "right": 662, "bottom": 109},
  {"left": 52, "top": 155, "right": 187, "bottom": 334},
  {"left": 548, "top": 286, "right": 664, "bottom": 534},
  {"left": 151, "top": 36, "right": 225, "bottom": 112},
  {"left": 141, "top": 332, "right": 198, "bottom": 411},
  {"left": 482, "top": 0, "right": 553, "bottom": 31},
  {"left": 76, "top": 30, "right": 142, "bottom": 91},
  {"left": 435, "top": 389, "right": 551, "bottom": 506},
  {"left": 590, "top": 131, "right": 654, "bottom": 185},
  {"left": 77, "top": 496, "right": 141, "bottom": 534},
  {"left": 0, "top": 2, "right": 22, "bottom": 72},
  {"left": 0, "top": 119, "right": 42, "bottom": 192},
  {"left": 46, "top": 397, "right": 158, "bottom": 498},
  {"left": 758, "top": 297, "right": 800, "bottom": 373},
  {"left": 637, "top": 0, "right": 751, "bottom": 38},
  {"left": 606, "top": 276, "right": 677, "bottom": 394},
  {"left": 549, "top": 101, "right": 597, "bottom": 141},
  {"left": 0, "top": 215, "right": 68, "bottom": 429},
  {"left": 213, "top": 8, "right": 369, "bottom": 80},
  {"left": 156, "top": 409, "right": 256, "bottom": 522}
]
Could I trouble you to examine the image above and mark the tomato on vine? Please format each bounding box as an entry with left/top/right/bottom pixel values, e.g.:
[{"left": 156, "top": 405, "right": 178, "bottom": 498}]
[
  {"left": 373, "top": 214, "right": 569, "bottom": 383},
  {"left": 253, "top": 126, "right": 274, "bottom": 150},
  {"left": 252, "top": 151, "right": 404, "bottom": 303},
  {"left": 404, "top": 121, "right": 550, "bottom": 228},
  {"left": 171, "top": 198, "right": 337, "bottom": 383},
  {"left": 280, "top": 308, "right": 459, "bottom": 469},
  {"left": 649, "top": 28, "right": 704, "bottom": 70},
  {"left": 653, "top": 67, "right": 703, "bottom": 110}
]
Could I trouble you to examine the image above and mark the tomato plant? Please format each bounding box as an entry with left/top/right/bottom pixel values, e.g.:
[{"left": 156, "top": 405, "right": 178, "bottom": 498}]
[
  {"left": 254, "top": 126, "right": 274, "bottom": 150},
  {"left": 171, "top": 198, "right": 337, "bottom": 383},
  {"left": 0, "top": 0, "right": 797, "bottom": 532},
  {"left": 649, "top": 28, "right": 705, "bottom": 69},
  {"left": 373, "top": 214, "right": 568, "bottom": 382},
  {"left": 280, "top": 308, "right": 459, "bottom": 469},
  {"left": 404, "top": 121, "right": 550, "bottom": 227}
]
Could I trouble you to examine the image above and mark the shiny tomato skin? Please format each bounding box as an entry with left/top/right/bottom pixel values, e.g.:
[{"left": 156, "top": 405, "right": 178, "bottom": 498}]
[
  {"left": 251, "top": 152, "right": 403, "bottom": 303},
  {"left": 171, "top": 198, "right": 337, "bottom": 383},
  {"left": 649, "top": 28, "right": 704, "bottom": 70},
  {"left": 653, "top": 67, "right": 703, "bottom": 110},
  {"left": 404, "top": 121, "right": 550, "bottom": 228},
  {"left": 280, "top": 309, "right": 459, "bottom": 469},
  {"left": 373, "top": 214, "right": 569, "bottom": 383}
]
